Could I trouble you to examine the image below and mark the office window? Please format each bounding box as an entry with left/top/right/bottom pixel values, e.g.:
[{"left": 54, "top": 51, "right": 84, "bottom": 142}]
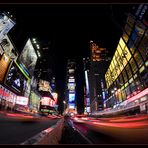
[
  {"left": 123, "top": 46, "right": 132, "bottom": 62},
  {"left": 129, "top": 58, "right": 138, "bottom": 74},
  {"left": 134, "top": 51, "right": 144, "bottom": 68},
  {"left": 139, "top": 68, "right": 148, "bottom": 88},
  {"left": 122, "top": 31, "right": 129, "bottom": 43},
  {"left": 119, "top": 74, "right": 124, "bottom": 86},
  {"left": 138, "top": 42, "right": 147, "bottom": 61},
  {"left": 125, "top": 64, "right": 132, "bottom": 79},
  {"left": 125, "top": 24, "right": 132, "bottom": 36},
  {"left": 138, "top": 30, "right": 148, "bottom": 61},
  {"left": 127, "top": 15, "right": 135, "bottom": 28},
  {"left": 122, "top": 69, "right": 128, "bottom": 83}
]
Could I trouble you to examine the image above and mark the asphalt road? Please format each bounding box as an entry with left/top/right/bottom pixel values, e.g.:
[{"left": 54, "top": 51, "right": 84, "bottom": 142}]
[
  {"left": 0, "top": 113, "right": 60, "bottom": 144},
  {"left": 71, "top": 114, "right": 148, "bottom": 144}
]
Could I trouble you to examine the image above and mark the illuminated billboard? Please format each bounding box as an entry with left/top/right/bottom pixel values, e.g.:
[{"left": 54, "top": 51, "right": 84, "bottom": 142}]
[
  {"left": 41, "top": 96, "right": 57, "bottom": 107},
  {"left": 19, "top": 39, "right": 38, "bottom": 76},
  {"left": 68, "top": 93, "right": 75, "bottom": 102},
  {"left": 5, "top": 62, "right": 27, "bottom": 94},
  {"left": 41, "top": 97, "right": 50, "bottom": 106},
  {"left": 0, "top": 13, "right": 15, "bottom": 41},
  {"left": 0, "top": 54, "right": 10, "bottom": 82},
  {"left": 16, "top": 96, "right": 28, "bottom": 106},
  {"left": 0, "top": 35, "right": 18, "bottom": 60},
  {"left": 68, "top": 78, "right": 75, "bottom": 82},
  {"left": 69, "top": 103, "right": 75, "bottom": 109},
  {"left": 51, "top": 92, "right": 58, "bottom": 104},
  {"left": 68, "top": 82, "right": 76, "bottom": 91},
  {"left": 38, "top": 79, "right": 51, "bottom": 92}
]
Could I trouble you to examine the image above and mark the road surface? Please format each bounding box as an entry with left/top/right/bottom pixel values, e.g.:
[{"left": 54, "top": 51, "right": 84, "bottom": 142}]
[{"left": 0, "top": 111, "right": 61, "bottom": 144}]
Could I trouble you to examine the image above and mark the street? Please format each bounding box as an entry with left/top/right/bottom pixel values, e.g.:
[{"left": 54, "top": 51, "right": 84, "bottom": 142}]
[
  {"left": 0, "top": 111, "right": 60, "bottom": 144},
  {"left": 71, "top": 114, "right": 148, "bottom": 144}
]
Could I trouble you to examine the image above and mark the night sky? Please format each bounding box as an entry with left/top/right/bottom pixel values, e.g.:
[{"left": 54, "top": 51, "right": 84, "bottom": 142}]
[{"left": 0, "top": 4, "right": 137, "bottom": 113}]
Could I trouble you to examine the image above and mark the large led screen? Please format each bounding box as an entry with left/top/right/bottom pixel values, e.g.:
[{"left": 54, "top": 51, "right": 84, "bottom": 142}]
[
  {"left": 19, "top": 39, "right": 37, "bottom": 76},
  {"left": 5, "top": 62, "right": 27, "bottom": 94},
  {"left": 68, "top": 93, "right": 75, "bottom": 102},
  {"left": 0, "top": 13, "right": 15, "bottom": 41},
  {"left": 69, "top": 103, "right": 75, "bottom": 109},
  {"left": 16, "top": 96, "right": 28, "bottom": 106}
]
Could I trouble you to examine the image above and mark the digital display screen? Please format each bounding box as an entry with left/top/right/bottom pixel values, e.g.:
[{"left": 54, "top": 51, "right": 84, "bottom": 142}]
[
  {"left": 69, "top": 103, "right": 75, "bottom": 109},
  {"left": 5, "top": 62, "right": 27, "bottom": 94},
  {"left": 69, "top": 93, "right": 75, "bottom": 102},
  {"left": 16, "top": 96, "right": 28, "bottom": 106}
]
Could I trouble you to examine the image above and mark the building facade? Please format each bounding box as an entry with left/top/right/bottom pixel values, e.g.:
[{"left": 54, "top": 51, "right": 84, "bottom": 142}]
[
  {"left": 105, "top": 4, "right": 148, "bottom": 113},
  {"left": 85, "top": 41, "right": 110, "bottom": 113}
]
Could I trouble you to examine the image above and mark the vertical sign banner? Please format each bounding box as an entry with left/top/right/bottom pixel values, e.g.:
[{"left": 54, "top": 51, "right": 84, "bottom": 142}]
[{"left": 0, "top": 13, "right": 15, "bottom": 41}]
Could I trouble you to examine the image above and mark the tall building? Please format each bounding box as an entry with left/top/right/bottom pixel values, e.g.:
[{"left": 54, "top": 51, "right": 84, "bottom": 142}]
[
  {"left": 65, "top": 59, "right": 77, "bottom": 115},
  {"left": 105, "top": 4, "right": 148, "bottom": 114},
  {"left": 84, "top": 41, "right": 110, "bottom": 113}
]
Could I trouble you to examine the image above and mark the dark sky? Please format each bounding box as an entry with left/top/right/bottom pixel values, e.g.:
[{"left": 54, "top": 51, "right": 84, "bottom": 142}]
[{"left": 1, "top": 4, "right": 137, "bottom": 113}]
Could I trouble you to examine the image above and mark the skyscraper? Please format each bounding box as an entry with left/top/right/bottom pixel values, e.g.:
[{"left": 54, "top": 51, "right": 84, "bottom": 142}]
[
  {"left": 65, "top": 59, "right": 77, "bottom": 115},
  {"left": 84, "top": 41, "right": 110, "bottom": 113}
]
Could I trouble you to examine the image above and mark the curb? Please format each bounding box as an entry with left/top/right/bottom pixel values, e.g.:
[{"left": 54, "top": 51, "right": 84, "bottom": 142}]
[{"left": 21, "top": 118, "right": 64, "bottom": 145}]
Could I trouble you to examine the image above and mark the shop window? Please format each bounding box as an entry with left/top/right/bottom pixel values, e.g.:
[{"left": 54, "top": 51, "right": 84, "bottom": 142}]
[
  {"left": 134, "top": 51, "right": 144, "bottom": 68},
  {"left": 129, "top": 58, "right": 138, "bottom": 74}
]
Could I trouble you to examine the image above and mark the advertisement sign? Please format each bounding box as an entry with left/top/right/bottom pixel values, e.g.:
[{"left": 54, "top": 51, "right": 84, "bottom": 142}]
[
  {"left": 38, "top": 79, "right": 51, "bottom": 92},
  {"left": 68, "top": 93, "right": 75, "bottom": 102},
  {"left": 5, "top": 62, "right": 27, "bottom": 94},
  {"left": 69, "top": 103, "right": 75, "bottom": 109},
  {"left": 68, "top": 78, "right": 75, "bottom": 83},
  {"left": 0, "top": 35, "right": 18, "bottom": 60},
  {"left": 16, "top": 96, "right": 28, "bottom": 106},
  {"left": 19, "top": 39, "right": 37, "bottom": 76},
  {"left": 0, "top": 54, "right": 10, "bottom": 82},
  {"left": 41, "top": 97, "right": 50, "bottom": 106},
  {"left": 69, "top": 69, "right": 74, "bottom": 74},
  {"left": 51, "top": 92, "right": 58, "bottom": 104},
  {"left": 29, "top": 91, "right": 40, "bottom": 110},
  {"left": 68, "top": 82, "right": 75, "bottom": 91},
  {"left": 0, "top": 13, "right": 15, "bottom": 41}
]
